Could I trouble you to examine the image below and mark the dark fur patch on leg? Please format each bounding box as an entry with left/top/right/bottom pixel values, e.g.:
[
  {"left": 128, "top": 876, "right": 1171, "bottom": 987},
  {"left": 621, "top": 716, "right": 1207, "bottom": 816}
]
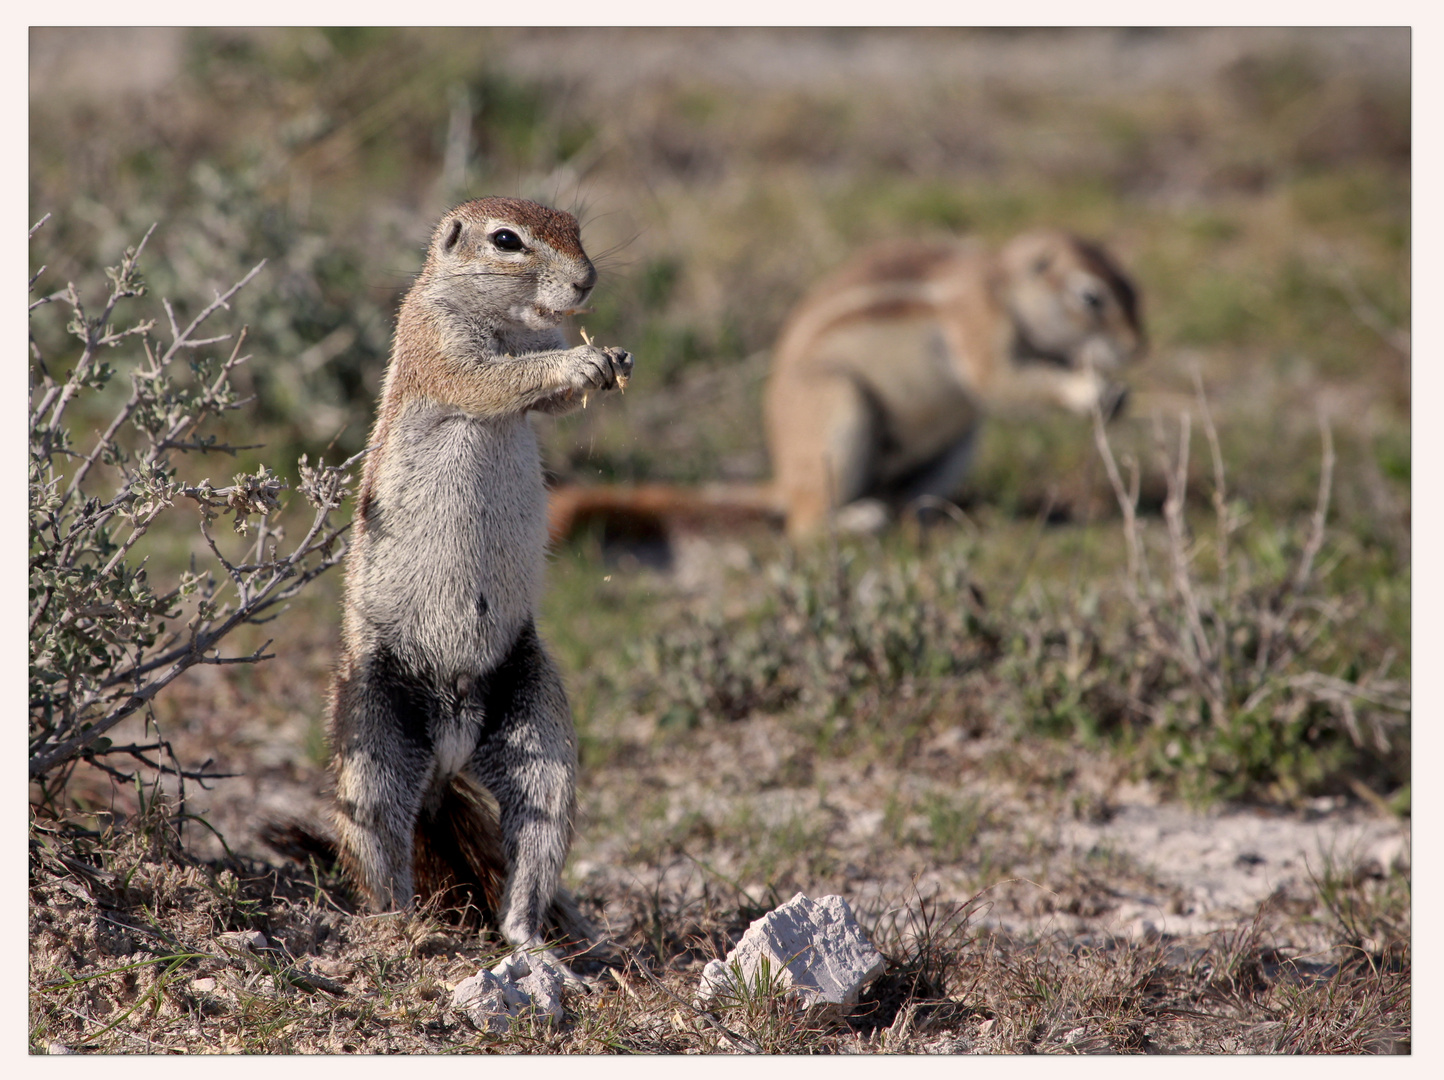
[
  {"left": 368, "top": 644, "right": 443, "bottom": 753},
  {"left": 473, "top": 621, "right": 548, "bottom": 741}
]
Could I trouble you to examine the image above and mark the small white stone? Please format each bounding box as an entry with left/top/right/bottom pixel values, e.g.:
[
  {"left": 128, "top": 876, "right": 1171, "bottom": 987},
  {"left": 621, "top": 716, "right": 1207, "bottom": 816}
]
[
  {"left": 698, "top": 958, "right": 734, "bottom": 1003},
  {"left": 464, "top": 949, "right": 570, "bottom": 1029},
  {"left": 490, "top": 951, "right": 532, "bottom": 983},
  {"left": 696, "top": 893, "right": 886, "bottom": 1014},
  {"left": 191, "top": 977, "right": 218, "bottom": 993},
  {"left": 516, "top": 961, "right": 565, "bottom": 1023},
  {"left": 451, "top": 970, "right": 514, "bottom": 1035},
  {"left": 498, "top": 980, "right": 531, "bottom": 1011}
]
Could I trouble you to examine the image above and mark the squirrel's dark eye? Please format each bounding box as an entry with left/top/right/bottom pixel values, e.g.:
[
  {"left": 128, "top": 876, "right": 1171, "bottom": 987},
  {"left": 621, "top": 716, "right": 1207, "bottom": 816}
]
[
  {"left": 491, "top": 229, "right": 525, "bottom": 252},
  {"left": 1080, "top": 287, "right": 1105, "bottom": 313}
]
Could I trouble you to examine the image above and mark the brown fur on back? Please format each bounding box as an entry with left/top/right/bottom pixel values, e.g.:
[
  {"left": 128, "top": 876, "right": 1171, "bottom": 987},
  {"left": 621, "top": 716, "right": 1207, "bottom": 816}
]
[{"left": 821, "top": 241, "right": 963, "bottom": 291}]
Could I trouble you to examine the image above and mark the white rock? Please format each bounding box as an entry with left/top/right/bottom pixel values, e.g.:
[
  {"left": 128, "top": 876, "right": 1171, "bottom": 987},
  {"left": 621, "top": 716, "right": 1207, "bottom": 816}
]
[
  {"left": 490, "top": 957, "right": 533, "bottom": 1012},
  {"left": 697, "top": 893, "right": 887, "bottom": 1014},
  {"left": 490, "top": 951, "right": 532, "bottom": 984},
  {"left": 699, "top": 958, "right": 732, "bottom": 1000},
  {"left": 515, "top": 959, "right": 565, "bottom": 1023},
  {"left": 453, "top": 950, "right": 570, "bottom": 1033},
  {"left": 451, "top": 970, "right": 515, "bottom": 1035}
]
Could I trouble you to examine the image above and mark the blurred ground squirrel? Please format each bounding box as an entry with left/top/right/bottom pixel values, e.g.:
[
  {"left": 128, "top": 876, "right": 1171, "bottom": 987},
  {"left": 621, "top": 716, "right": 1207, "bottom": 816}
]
[
  {"left": 328, "top": 197, "right": 631, "bottom": 959},
  {"left": 765, "top": 228, "right": 1144, "bottom": 537},
  {"left": 546, "top": 228, "right": 1142, "bottom": 542}
]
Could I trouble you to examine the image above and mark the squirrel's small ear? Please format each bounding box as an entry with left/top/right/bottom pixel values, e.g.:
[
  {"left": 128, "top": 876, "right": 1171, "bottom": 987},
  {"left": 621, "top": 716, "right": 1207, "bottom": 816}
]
[{"left": 442, "top": 218, "right": 465, "bottom": 253}]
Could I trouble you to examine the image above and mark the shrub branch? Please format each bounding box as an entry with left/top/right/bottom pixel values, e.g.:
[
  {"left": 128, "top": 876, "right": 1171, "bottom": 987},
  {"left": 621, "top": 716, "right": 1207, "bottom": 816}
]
[{"left": 28, "top": 218, "right": 361, "bottom": 790}]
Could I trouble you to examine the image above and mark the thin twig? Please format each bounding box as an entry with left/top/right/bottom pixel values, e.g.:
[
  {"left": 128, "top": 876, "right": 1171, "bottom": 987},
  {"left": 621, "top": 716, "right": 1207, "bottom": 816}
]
[
  {"left": 42, "top": 226, "right": 157, "bottom": 435},
  {"left": 1155, "top": 412, "right": 1217, "bottom": 682},
  {"left": 1322, "top": 246, "right": 1410, "bottom": 359},
  {"left": 1192, "top": 365, "right": 1231, "bottom": 600},
  {"left": 1091, "top": 405, "right": 1141, "bottom": 593},
  {"left": 1292, "top": 414, "right": 1335, "bottom": 595},
  {"left": 1254, "top": 415, "right": 1334, "bottom": 682}
]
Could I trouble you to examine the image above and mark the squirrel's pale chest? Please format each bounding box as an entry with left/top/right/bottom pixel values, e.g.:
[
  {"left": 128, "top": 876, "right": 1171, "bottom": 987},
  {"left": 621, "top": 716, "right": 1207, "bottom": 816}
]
[{"left": 348, "top": 404, "right": 548, "bottom": 676}]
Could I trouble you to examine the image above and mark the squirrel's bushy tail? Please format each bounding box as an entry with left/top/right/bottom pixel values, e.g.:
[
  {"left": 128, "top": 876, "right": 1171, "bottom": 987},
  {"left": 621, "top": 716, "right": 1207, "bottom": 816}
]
[
  {"left": 412, "top": 773, "right": 508, "bottom": 928},
  {"left": 547, "top": 481, "right": 784, "bottom": 545},
  {"left": 261, "top": 774, "right": 596, "bottom": 948}
]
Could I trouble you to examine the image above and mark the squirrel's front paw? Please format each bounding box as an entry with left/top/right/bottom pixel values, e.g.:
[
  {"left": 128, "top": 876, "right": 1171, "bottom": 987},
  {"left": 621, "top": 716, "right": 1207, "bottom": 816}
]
[
  {"left": 602, "top": 347, "right": 633, "bottom": 389},
  {"left": 569, "top": 346, "right": 633, "bottom": 393}
]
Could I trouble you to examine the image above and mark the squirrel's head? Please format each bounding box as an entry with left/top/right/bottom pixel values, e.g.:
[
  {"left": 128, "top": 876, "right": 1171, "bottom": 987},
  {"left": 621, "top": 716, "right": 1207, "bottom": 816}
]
[
  {"left": 998, "top": 229, "right": 1145, "bottom": 375},
  {"left": 423, "top": 197, "right": 598, "bottom": 332}
]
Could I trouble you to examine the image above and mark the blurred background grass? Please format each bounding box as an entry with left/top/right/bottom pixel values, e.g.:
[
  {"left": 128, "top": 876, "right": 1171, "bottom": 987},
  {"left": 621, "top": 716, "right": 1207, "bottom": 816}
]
[{"left": 29, "top": 27, "right": 1410, "bottom": 808}]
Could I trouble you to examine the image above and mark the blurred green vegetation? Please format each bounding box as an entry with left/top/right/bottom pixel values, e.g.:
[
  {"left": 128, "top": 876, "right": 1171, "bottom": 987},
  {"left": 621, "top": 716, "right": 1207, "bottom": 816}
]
[
  {"left": 31, "top": 28, "right": 1409, "bottom": 808},
  {"left": 545, "top": 488, "right": 1408, "bottom": 809}
]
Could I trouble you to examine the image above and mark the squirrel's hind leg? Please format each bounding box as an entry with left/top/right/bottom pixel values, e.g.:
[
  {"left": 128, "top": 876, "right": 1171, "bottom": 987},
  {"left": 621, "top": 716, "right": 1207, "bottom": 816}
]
[
  {"left": 330, "top": 653, "right": 439, "bottom": 912},
  {"left": 463, "top": 622, "right": 578, "bottom": 956}
]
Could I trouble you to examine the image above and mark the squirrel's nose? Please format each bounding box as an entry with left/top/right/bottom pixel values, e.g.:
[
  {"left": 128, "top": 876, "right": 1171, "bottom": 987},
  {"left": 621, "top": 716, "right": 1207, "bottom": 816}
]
[{"left": 571, "top": 264, "right": 598, "bottom": 296}]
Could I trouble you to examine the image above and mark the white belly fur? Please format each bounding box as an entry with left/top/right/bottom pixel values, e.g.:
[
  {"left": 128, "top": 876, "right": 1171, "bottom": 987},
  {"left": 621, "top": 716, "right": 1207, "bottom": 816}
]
[{"left": 353, "top": 402, "right": 547, "bottom": 679}]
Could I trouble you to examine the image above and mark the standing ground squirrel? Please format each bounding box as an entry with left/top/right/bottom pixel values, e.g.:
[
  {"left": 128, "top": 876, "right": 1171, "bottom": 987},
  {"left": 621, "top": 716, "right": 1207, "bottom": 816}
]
[{"left": 328, "top": 197, "right": 631, "bottom": 958}]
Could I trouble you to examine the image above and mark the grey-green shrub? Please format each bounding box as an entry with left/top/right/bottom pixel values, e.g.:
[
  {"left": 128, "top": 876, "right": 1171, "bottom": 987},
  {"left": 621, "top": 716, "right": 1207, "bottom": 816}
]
[{"left": 28, "top": 216, "right": 359, "bottom": 795}]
